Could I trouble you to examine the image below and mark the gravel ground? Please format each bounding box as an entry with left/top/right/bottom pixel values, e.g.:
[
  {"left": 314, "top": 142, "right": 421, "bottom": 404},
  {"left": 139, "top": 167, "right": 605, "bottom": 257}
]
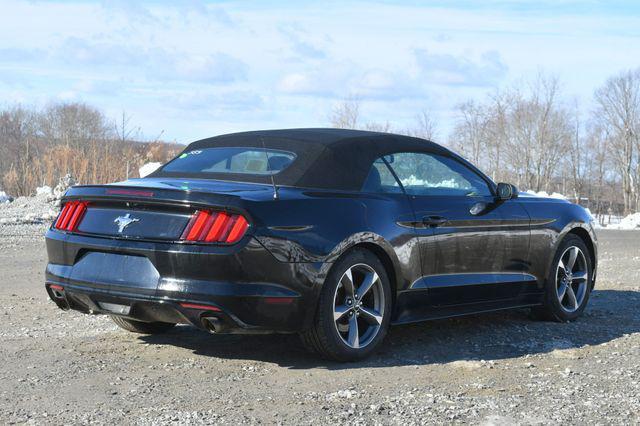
[{"left": 0, "top": 226, "right": 639, "bottom": 425}]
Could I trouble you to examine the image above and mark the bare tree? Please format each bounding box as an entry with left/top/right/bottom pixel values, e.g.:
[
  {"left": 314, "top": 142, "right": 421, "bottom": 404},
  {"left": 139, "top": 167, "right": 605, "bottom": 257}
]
[
  {"left": 329, "top": 97, "right": 393, "bottom": 133},
  {"left": 584, "top": 123, "right": 615, "bottom": 219},
  {"left": 451, "top": 100, "right": 488, "bottom": 167},
  {"left": 39, "top": 102, "right": 113, "bottom": 149},
  {"left": 330, "top": 97, "right": 360, "bottom": 129},
  {"left": 363, "top": 121, "right": 392, "bottom": 132},
  {"left": 594, "top": 68, "right": 640, "bottom": 214},
  {"left": 0, "top": 106, "right": 40, "bottom": 194},
  {"left": 484, "top": 91, "right": 513, "bottom": 183},
  {"left": 515, "top": 76, "right": 571, "bottom": 192},
  {"left": 406, "top": 110, "right": 438, "bottom": 141},
  {"left": 565, "top": 101, "right": 591, "bottom": 204},
  {"left": 116, "top": 111, "right": 141, "bottom": 144},
  {"left": 449, "top": 75, "right": 571, "bottom": 191}
]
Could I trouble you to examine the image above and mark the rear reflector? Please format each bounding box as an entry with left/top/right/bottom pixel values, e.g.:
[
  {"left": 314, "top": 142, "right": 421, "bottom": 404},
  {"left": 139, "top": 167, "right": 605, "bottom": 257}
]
[
  {"left": 179, "top": 302, "right": 222, "bottom": 312},
  {"left": 54, "top": 201, "right": 88, "bottom": 232},
  {"left": 49, "top": 284, "right": 64, "bottom": 292},
  {"left": 181, "top": 210, "right": 249, "bottom": 244}
]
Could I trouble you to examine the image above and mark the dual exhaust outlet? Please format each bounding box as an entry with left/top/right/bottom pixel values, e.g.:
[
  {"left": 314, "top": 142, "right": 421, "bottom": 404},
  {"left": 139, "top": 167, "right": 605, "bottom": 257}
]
[{"left": 201, "top": 316, "right": 224, "bottom": 333}]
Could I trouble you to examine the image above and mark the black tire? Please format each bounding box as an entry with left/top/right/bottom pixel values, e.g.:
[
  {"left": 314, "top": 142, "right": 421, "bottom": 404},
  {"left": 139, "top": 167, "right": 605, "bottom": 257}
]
[
  {"left": 111, "top": 315, "right": 175, "bottom": 334},
  {"left": 532, "top": 234, "right": 593, "bottom": 322},
  {"left": 300, "top": 248, "right": 392, "bottom": 362}
]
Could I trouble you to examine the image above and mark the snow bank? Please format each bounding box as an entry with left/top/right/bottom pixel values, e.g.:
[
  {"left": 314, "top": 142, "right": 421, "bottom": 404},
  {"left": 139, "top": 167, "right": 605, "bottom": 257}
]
[
  {"left": 523, "top": 190, "right": 567, "bottom": 200},
  {"left": 605, "top": 213, "right": 640, "bottom": 230},
  {"left": 139, "top": 162, "right": 162, "bottom": 178}
]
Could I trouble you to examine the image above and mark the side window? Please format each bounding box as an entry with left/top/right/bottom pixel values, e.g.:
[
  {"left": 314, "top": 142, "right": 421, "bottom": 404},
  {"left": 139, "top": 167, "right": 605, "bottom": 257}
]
[
  {"left": 386, "top": 152, "right": 492, "bottom": 196},
  {"left": 361, "top": 158, "right": 403, "bottom": 193}
]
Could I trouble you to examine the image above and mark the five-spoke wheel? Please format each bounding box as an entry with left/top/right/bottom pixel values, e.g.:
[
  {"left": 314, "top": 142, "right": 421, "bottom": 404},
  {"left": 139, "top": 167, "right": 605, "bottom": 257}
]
[
  {"left": 534, "top": 234, "right": 593, "bottom": 322},
  {"left": 333, "top": 263, "right": 385, "bottom": 349},
  {"left": 300, "top": 249, "right": 391, "bottom": 361},
  {"left": 556, "top": 246, "right": 589, "bottom": 313}
]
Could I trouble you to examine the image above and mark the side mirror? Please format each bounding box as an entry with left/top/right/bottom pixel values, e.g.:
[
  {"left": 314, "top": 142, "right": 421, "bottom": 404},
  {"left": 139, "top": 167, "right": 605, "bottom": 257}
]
[{"left": 497, "top": 182, "right": 518, "bottom": 200}]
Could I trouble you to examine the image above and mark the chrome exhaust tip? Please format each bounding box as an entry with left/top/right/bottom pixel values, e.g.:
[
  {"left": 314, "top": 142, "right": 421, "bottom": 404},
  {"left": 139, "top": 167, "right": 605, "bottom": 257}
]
[{"left": 202, "top": 316, "right": 223, "bottom": 333}]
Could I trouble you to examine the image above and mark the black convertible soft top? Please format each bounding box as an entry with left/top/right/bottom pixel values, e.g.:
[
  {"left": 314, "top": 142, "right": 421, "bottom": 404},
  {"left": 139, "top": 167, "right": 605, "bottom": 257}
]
[{"left": 152, "top": 128, "right": 453, "bottom": 191}]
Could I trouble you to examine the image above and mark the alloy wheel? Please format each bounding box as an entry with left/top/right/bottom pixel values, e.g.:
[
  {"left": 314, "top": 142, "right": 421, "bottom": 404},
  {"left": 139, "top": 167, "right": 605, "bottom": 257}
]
[
  {"left": 555, "top": 246, "right": 589, "bottom": 313},
  {"left": 333, "top": 263, "right": 385, "bottom": 349}
]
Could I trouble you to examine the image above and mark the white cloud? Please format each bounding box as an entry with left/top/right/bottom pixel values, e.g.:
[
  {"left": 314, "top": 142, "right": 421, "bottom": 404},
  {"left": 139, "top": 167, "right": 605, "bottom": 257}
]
[
  {"left": 278, "top": 66, "right": 425, "bottom": 101},
  {"left": 278, "top": 24, "right": 328, "bottom": 60},
  {"left": 56, "top": 37, "right": 248, "bottom": 84},
  {"left": 414, "top": 49, "right": 508, "bottom": 86}
]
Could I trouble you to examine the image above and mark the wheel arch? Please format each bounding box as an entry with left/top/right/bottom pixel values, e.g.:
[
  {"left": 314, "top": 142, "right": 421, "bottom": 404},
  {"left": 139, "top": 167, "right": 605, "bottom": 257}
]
[
  {"left": 351, "top": 242, "right": 398, "bottom": 304},
  {"left": 567, "top": 227, "right": 595, "bottom": 268},
  {"left": 323, "top": 230, "right": 403, "bottom": 286},
  {"left": 543, "top": 225, "right": 597, "bottom": 291},
  {"left": 566, "top": 226, "right": 597, "bottom": 288}
]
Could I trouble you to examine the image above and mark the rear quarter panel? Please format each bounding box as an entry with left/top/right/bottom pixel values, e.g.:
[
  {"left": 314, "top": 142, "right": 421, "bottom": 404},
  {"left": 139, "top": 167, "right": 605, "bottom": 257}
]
[{"left": 247, "top": 188, "right": 421, "bottom": 294}]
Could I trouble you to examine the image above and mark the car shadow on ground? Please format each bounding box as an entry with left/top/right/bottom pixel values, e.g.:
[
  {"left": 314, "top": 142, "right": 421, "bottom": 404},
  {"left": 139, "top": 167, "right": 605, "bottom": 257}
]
[{"left": 138, "top": 289, "right": 640, "bottom": 370}]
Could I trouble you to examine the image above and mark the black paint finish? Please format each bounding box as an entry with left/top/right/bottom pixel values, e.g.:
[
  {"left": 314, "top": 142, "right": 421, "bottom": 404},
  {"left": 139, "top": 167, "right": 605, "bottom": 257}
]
[{"left": 44, "top": 129, "right": 598, "bottom": 335}]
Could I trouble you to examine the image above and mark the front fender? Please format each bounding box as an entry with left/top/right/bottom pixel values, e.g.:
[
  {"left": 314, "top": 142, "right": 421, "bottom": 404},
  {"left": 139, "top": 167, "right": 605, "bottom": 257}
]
[{"left": 546, "top": 220, "right": 598, "bottom": 286}]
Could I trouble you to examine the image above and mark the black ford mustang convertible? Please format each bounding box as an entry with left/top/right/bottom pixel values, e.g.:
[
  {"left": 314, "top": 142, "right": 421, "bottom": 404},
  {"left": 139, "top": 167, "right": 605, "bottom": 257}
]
[{"left": 45, "top": 129, "right": 597, "bottom": 361}]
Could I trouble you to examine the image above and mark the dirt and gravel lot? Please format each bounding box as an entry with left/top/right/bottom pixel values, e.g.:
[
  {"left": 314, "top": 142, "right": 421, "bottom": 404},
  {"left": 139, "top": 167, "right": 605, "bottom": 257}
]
[{"left": 0, "top": 225, "right": 639, "bottom": 425}]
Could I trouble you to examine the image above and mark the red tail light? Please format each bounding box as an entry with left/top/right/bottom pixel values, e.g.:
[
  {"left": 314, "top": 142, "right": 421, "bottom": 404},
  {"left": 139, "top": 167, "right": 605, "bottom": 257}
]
[
  {"left": 181, "top": 210, "right": 249, "bottom": 244},
  {"left": 54, "top": 201, "right": 88, "bottom": 232}
]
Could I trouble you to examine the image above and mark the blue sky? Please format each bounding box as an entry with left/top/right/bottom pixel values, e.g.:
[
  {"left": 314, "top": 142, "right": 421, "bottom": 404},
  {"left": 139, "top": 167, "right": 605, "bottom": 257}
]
[{"left": 1, "top": 0, "right": 639, "bottom": 143}]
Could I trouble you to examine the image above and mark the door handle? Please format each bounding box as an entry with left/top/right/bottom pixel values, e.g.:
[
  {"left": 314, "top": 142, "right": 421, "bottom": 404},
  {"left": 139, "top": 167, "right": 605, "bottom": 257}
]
[{"left": 422, "top": 215, "right": 448, "bottom": 227}]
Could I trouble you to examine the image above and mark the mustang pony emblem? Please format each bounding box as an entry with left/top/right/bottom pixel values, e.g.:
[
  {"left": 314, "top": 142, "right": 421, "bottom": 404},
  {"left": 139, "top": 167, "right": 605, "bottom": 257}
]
[{"left": 114, "top": 214, "right": 139, "bottom": 233}]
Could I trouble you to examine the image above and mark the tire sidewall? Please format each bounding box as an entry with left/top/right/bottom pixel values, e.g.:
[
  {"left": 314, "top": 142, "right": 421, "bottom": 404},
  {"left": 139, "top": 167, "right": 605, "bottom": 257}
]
[
  {"left": 546, "top": 235, "right": 593, "bottom": 321},
  {"left": 318, "top": 249, "right": 392, "bottom": 361}
]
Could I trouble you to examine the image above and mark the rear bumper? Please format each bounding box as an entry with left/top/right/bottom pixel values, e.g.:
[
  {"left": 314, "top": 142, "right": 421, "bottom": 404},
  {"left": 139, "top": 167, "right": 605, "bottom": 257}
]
[
  {"left": 45, "top": 281, "right": 288, "bottom": 334},
  {"left": 45, "top": 229, "right": 325, "bottom": 333}
]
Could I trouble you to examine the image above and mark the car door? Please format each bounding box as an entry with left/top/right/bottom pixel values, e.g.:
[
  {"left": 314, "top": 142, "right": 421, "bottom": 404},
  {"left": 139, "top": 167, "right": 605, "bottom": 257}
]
[{"left": 383, "top": 151, "right": 532, "bottom": 309}]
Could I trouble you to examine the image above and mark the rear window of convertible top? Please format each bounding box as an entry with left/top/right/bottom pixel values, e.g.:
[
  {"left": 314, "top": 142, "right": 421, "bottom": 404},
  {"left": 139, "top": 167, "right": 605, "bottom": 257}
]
[{"left": 161, "top": 147, "right": 297, "bottom": 176}]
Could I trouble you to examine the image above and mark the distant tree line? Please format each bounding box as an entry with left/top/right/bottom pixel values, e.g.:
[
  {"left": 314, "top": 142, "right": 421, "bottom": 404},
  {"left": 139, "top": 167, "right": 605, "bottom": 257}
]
[
  {"left": 3, "top": 68, "right": 639, "bottom": 217},
  {"left": 330, "top": 69, "right": 640, "bottom": 216},
  {"left": 0, "top": 102, "right": 181, "bottom": 197}
]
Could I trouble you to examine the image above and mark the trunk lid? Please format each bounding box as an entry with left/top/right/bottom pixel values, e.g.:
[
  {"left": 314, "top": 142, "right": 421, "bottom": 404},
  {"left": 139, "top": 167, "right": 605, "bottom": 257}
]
[{"left": 57, "top": 178, "right": 268, "bottom": 241}]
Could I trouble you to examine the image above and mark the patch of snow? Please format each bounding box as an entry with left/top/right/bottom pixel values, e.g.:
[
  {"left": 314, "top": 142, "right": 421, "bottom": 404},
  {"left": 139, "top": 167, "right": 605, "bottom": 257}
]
[
  {"left": 35, "top": 185, "right": 54, "bottom": 202},
  {"left": 52, "top": 174, "right": 76, "bottom": 204},
  {"left": 523, "top": 190, "right": 567, "bottom": 199},
  {"left": 400, "top": 175, "right": 460, "bottom": 188},
  {"left": 139, "top": 162, "right": 162, "bottom": 178},
  {"left": 0, "top": 190, "right": 12, "bottom": 204}
]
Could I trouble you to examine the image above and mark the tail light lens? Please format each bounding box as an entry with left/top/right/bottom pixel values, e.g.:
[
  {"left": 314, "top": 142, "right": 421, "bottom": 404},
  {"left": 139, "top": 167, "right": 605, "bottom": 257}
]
[
  {"left": 181, "top": 210, "right": 249, "bottom": 244},
  {"left": 54, "top": 201, "right": 88, "bottom": 232}
]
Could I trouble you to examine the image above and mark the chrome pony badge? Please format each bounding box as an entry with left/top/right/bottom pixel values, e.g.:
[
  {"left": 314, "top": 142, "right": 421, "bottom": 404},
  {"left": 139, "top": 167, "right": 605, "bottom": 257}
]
[{"left": 114, "top": 214, "right": 139, "bottom": 234}]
